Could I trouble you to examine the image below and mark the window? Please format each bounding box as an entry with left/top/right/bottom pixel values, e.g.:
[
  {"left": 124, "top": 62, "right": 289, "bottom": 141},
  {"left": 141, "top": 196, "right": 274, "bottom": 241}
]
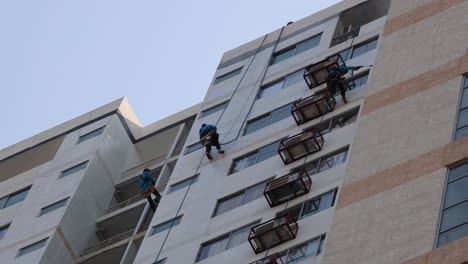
[
  {"left": 455, "top": 76, "right": 468, "bottom": 139},
  {"left": 0, "top": 224, "right": 10, "bottom": 239},
  {"left": 185, "top": 142, "right": 204, "bottom": 155},
  {"left": 437, "top": 161, "right": 468, "bottom": 247},
  {"left": 293, "top": 148, "right": 348, "bottom": 177},
  {"left": 17, "top": 238, "right": 48, "bottom": 257},
  {"left": 214, "top": 68, "right": 242, "bottom": 84},
  {"left": 155, "top": 259, "right": 166, "bottom": 264},
  {"left": 310, "top": 107, "right": 359, "bottom": 136},
  {"left": 348, "top": 71, "right": 369, "bottom": 90},
  {"left": 168, "top": 175, "right": 199, "bottom": 193},
  {"left": 272, "top": 235, "right": 326, "bottom": 263},
  {"left": 200, "top": 101, "right": 229, "bottom": 118},
  {"left": 244, "top": 103, "right": 294, "bottom": 136},
  {"left": 0, "top": 186, "right": 31, "bottom": 210},
  {"left": 278, "top": 189, "right": 337, "bottom": 221},
  {"left": 60, "top": 161, "right": 88, "bottom": 178},
  {"left": 77, "top": 126, "right": 105, "bottom": 144},
  {"left": 196, "top": 222, "right": 259, "bottom": 262},
  {"left": 271, "top": 34, "right": 322, "bottom": 65},
  {"left": 229, "top": 140, "right": 282, "bottom": 174},
  {"left": 150, "top": 216, "right": 182, "bottom": 236},
  {"left": 258, "top": 70, "right": 304, "bottom": 99},
  {"left": 213, "top": 180, "right": 268, "bottom": 217},
  {"left": 336, "top": 37, "right": 378, "bottom": 61},
  {"left": 39, "top": 197, "right": 69, "bottom": 217}
]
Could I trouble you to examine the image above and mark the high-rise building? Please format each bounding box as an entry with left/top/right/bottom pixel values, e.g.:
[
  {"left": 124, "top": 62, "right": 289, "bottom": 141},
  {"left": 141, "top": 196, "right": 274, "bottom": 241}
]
[{"left": 1, "top": 0, "right": 467, "bottom": 263}]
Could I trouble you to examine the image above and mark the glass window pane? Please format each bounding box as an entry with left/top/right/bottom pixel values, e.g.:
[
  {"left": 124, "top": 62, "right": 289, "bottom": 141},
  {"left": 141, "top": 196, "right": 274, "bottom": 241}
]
[
  {"left": 227, "top": 223, "right": 255, "bottom": 249},
  {"left": 0, "top": 224, "right": 9, "bottom": 239},
  {"left": 366, "top": 39, "right": 378, "bottom": 51},
  {"left": 77, "top": 127, "right": 105, "bottom": 144},
  {"left": 5, "top": 188, "right": 30, "bottom": 208},
  {"left": 280, "top": 204, "right": 302, "bottom": 222},
  {"left": 464, "top": 77, "right": 468, "bottom": 89},
  {"left": 351, "top": 44, "right": 367, "bottom": 58},
  {"left": 438, "top": 222, "right": 468, "bottom": 247},
  {"left": 456, "top": 108, "right": 468, "bottom": 129},
  {"left": 295, "top": 35, "right": 321, "bottom": 55},
  {"left": 257, "top": 141, "right": 281, "bottom": 163},
  {"left": 231, "top": 154, "right": 258, "bottom": 174},
  {"left": 260, "top": 80, "right": 284, "bottom": 98},
  {"left": 201, "top": 102, "right": 228, "bottom": 118},
  {"left": 185, "top": 142, "right": 204, "bottom": 154},
  {"left": 272, "top": 48, "right": 296, "bottom": 65},
  {"left": 460, "top": 88, "right": 468, "bottom": 109},
  {"left": 61, "top": 161, "right": 88, "bottom": 178},
  {"left": 215, "top": 195, "right": 243, "bottom": 216},
  {"left": 215, "top": 68, "right": 242, "bottom": 84},
  {"left": 245, "top": 115, "right": 271, "bottom": 136},
  {"left": 351, "top": 74, "right": 369, "bottom": 88},
  {"left": 448, "top": 162, "right": 468, "bottom": 182},
  {"left": 440, "top": 199, "right": 468, "bottom": 232},
  {"left": 444, "top": 176, "right": 468, "bottom": 208},
  {"left": 270, "top": 104, "right": 293, "bottom": 124},
  {"left": 39, "top": 198, "right": 68, "bottom": 216},
  {"left": 329, "top": 109, "right": 359, "bottom": 133},
  {"left": 151, "top": 216, "right": 181, "bottom": 235},
  {"left": 455, "top": 125, "right": 468, "bottom": 140},
  {"left": 18, "top": 238, "right": 48, "bottom": 257},
  {"left": 198, "top": 237, "right": 229, "bottom": 261},
  {"left": 301, "top": 199, "right": 319, "bottom": 219},
  {"left": 284, "top": 70, "right": 304, "bottom": 88},
  {"left": 242, "top": 182, "right": 267, "bottom": 205},
  {"left": 286, "top": 244, "right": 308, "bottom": 263},
  {"left": 169, "top": 175, "right": 198, "bottom": 193},
  {"left": 339, "top": 48, "right": 352, "bottom": 62},
  {"left": 0, "top": 196, "right": 7, "bottom": 209},
  {"left": 318, "top": 149, "right": 348, "bottom": 173},
  {"left": 317, "top": 190, "right": 336, "bottom": 211}
]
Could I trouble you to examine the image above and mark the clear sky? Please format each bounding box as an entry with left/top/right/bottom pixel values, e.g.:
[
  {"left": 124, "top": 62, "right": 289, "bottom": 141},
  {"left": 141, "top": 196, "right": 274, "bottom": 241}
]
[{"left": 0, "top": 0, "right": 342, "bottom": 150}]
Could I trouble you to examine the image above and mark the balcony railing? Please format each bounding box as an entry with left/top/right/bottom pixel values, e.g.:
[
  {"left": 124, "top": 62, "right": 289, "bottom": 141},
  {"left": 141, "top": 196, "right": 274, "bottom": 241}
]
[
  {"left": 248, "top": 215, "right": 298, "bottom": 254},
  {"left": 81, "top": 229, "right": 134, "bottom": 256},
  {"left": 250, "top": 254, "right": 285, "bottom": 264},
  {"left": 291, "top": 91, "right": 336, "bottom": 125},
  {"left": 331, "top": 27, "right": 360, "bottom": 46},
  {"left": 105, "top": 194, "right": 145, "bottom": 215},
  {"left": 264, "top": 169, "right": 312, "bottom": 207},
  {"left": 278, "top": 130, "right": 324, "bottom": 165},
  {"left": 303, "top": 54, "right": 344, "bottom": 89}
]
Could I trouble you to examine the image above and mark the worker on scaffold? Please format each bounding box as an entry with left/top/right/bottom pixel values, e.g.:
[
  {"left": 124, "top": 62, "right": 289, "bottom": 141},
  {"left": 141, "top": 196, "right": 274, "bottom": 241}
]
[
  {"left": 139, "top": 168, "right": 161, "bottom": 212},
  {"left": 199, "top": 124, "right": 224, "bottom": 160},
  {"left": 326, "top": 65, "right": 362, "bottom": 104}
]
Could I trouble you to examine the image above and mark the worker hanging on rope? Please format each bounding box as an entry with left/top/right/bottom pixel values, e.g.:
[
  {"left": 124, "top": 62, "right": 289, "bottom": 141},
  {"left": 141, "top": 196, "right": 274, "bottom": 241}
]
[
  {"left": 326, "top": 65, "right": 362, "bottom": 104},
  {"left": 139, "top": 168, "right": 161, "bottom": 212},
  {"left": 199, "top": 124, "right": 225, "bottom": 160}
]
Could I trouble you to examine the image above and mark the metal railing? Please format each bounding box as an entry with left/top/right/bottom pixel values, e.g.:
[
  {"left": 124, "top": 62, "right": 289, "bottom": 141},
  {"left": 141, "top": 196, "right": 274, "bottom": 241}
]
[
  {"left": 331, "top": 27, "right": 360, "bottom": 46},
  {"left": 105, "top": 194, "right": 145, "bottom": 215},
  {"left": 81, "top": 229, "right": 134, "bottom": 256}
]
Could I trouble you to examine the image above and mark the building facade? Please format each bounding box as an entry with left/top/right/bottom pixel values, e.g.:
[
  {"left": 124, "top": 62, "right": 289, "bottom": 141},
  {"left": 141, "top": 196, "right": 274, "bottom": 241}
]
[{"left": 0, "top": 0, "right": 467, "bottom": 264}]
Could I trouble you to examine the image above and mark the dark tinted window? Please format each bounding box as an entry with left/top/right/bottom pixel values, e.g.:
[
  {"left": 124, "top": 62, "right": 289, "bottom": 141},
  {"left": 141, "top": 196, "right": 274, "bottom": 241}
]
[
  {"left": 214, "top": 68, "right": 242, "bottom": 84},
  {"left": 271, "top": 34, "right": 322, "bottom": 65}
]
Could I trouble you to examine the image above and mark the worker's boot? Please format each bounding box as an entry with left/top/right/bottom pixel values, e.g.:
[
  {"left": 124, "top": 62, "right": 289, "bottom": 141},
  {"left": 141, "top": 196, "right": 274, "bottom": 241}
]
[
  {"left": 341, "top": 96, "right": 348, "bottom": 104},
  {"left": 218, "top": 149, "right": 225, "bottom": 154},
  {"left": 206, "top": 152, "right": 213, "bottom": 160}
]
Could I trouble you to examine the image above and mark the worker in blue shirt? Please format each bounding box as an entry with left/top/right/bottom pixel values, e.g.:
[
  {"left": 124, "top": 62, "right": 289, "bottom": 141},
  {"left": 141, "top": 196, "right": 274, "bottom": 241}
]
[
  {"left": 139, "top": 168, "right": 161, "bottom": 212},
  {"left": 199, "top": 124, "right": 224, "bottom": 160},
  {"left": 327, "top": 65, "right": 362, "bottom": 104}
]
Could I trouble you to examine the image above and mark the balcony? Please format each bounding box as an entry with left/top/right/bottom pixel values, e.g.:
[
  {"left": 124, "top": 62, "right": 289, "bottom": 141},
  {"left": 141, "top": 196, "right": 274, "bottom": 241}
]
[
  {"left": 250, "top": 254, "right": 285, "bottom": 264},
  {"left": 330, "top": 27, "right": 360, "bottom": 47},
  {"left": 291, "top": 92, "right": 336, "bottom": 125},
  {"left": 264, "top": 169, "right": 312, "bottom": 207},
  {"left": 303, "top": 54, "right": 344, "bottom": 89},
  {"left": 278, "top": 130, "right": 324, "bottom": 165},
  {"left": 248, "top": 215, "right": 298, "bottom": 254}
]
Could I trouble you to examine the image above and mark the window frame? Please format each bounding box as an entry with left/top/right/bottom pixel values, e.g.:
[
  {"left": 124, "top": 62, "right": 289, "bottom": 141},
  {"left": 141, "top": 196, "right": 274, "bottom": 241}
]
[
  {"left": 168, "top": 174, "right": 199, "bottom": 194},
  {"left": 184, "top": 142, "right": 204, "bottom": 155},
  {"left": 257, "top": 69, "right": 304, "bottom": 99},
  {"left": 292, "top": 147, "right": 349, "bottom": 176},
  {"left": 305, "top": 107, "right": 360, "bottom": 136},
  {"left": 150, "top": 215, "right": 182, "bottom": 236},
  {"left": 76, "top": 126, "right": 106, "bottom": 144},
  {"left": 347, "top": 70, "right": 370, "bottom": 90},
  {"left": 0, "top": 186, "right": 31, "bottom": 210},
  {"left": 243, "top": 102, "right": 294, "bottom": 136},
  {"left": 270, "top": 33, "right": 323, "bottom": 65},
  {"left": 276, "top": 234, "right": 326, "bottom": 263},
  {"left": 200, "top": 101, "right": 229, "bottom": 118},
  {"left": 212, "top": 179, "right": 271, "bottom": 217},
  {"left": 0, "top": 223, "right": 10, "bottom": 239},
  {"left": 277, "top": 189, "right": 338, "bottom": 221},
  {"left": 333, "top": 36, "right": 379, "bottom": 62},
  {"left": 38, "top": 197, "right": 70, "bottom": 217},
  {"left": 16, "top": 238, "right": 49, "bottom": 258},
  {"left": 228, "top": 139, "right": 283, "bottom": 175},
  {"left": 195, "top": 221, "right": 260, "bottom": 262},
  {"left": 454, "top": 75, "right": 468, "bottom": 140},
  {"left": 214, "top": 67, "right": 243, "bottom": 84},
  {"left": 59, "top": 161, "right": 88, "bottom": 179}
]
